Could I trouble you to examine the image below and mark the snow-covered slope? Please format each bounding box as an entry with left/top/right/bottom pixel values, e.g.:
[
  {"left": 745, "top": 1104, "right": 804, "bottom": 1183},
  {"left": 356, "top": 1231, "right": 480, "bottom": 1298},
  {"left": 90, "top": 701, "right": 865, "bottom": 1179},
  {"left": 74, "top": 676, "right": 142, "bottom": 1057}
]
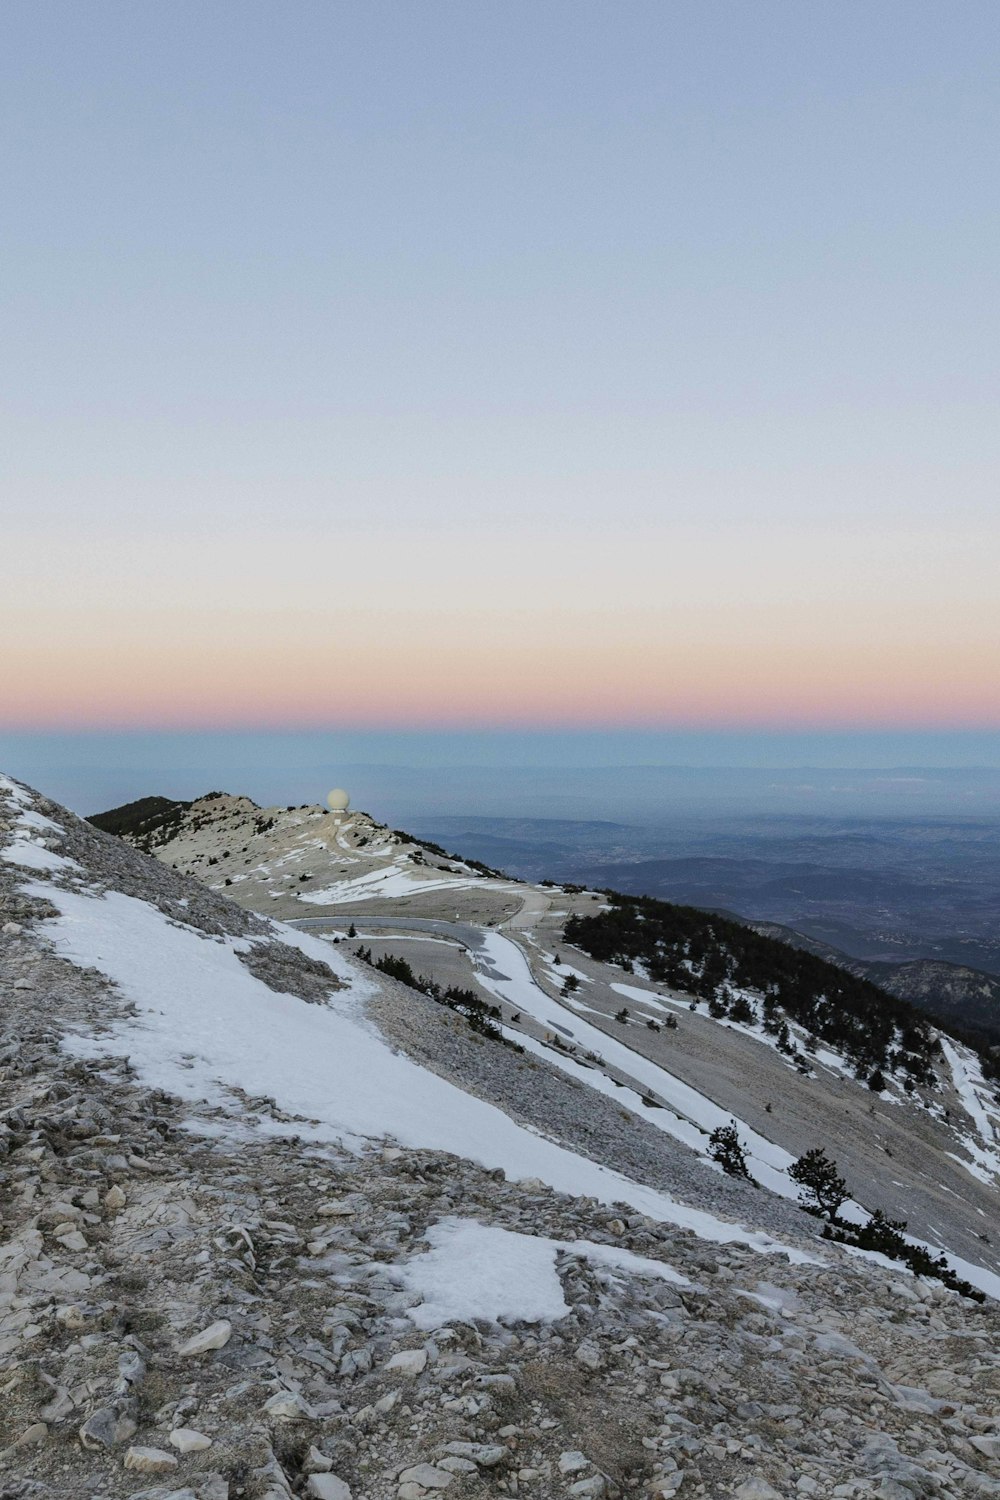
[
  {"left": 5, "top": 775, "right": 812, "bottom": 1258},
  {"left": 88, "top": 784, "right": 1000, "bottom": 1288},
  {"left": 5, "top": 772, "right": 1000, "bottom": 1500}
]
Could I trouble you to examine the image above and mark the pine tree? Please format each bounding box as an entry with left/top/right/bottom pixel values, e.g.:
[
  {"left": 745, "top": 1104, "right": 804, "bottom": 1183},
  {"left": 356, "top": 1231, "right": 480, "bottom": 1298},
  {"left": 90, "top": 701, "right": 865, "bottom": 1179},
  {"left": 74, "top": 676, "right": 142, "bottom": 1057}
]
[
  {"left": 788, "top": 1148, "right": 848, "bottom": 1221},
  {"left": 708, "top": 1122, "right": 751, "bottom": 1180}
]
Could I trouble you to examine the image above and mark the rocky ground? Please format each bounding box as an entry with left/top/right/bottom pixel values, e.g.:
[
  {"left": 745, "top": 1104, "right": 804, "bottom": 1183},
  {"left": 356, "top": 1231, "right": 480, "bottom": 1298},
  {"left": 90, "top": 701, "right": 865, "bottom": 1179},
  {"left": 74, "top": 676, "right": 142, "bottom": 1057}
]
[{"left": 3, "top": 779, "right": 1000, "bottom": 1500}]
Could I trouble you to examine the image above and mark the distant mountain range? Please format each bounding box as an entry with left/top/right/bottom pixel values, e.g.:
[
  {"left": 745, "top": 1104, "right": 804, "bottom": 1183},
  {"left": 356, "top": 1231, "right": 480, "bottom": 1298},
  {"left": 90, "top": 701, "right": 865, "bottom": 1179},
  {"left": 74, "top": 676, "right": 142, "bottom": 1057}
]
[{"left": 735, "top": 918, "right": 1000, "bottom": 1052}]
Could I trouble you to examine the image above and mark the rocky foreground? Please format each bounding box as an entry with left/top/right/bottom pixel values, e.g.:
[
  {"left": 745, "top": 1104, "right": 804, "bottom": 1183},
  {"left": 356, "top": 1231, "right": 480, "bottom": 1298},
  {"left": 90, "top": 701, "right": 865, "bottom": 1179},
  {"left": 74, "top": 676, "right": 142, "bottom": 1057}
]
[{"left": 2, "top": 776, "right": 1000, "bottom": 1500}]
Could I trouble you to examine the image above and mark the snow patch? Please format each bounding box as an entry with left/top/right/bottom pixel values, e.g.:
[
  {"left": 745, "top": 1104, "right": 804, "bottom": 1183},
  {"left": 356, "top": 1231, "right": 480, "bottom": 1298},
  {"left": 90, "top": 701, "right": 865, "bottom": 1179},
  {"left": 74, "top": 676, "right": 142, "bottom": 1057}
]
[{"left": 397, "top": 1218, "right": 689, "bottom": 1329}]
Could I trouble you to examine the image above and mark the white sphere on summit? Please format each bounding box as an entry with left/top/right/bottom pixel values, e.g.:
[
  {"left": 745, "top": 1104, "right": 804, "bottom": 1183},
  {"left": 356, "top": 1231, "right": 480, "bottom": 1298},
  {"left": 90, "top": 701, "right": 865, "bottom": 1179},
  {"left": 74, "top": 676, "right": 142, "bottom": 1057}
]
[{"left": 327, "top": 788, "right": 351, "bottom": 812}]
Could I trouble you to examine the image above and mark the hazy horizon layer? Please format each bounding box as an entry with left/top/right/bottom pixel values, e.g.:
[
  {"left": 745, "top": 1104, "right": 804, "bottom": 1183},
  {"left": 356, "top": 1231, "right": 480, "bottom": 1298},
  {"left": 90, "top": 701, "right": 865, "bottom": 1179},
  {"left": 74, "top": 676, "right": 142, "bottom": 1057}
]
[{"left": 3, "top": 729, "right": 999, "bottom": 822}]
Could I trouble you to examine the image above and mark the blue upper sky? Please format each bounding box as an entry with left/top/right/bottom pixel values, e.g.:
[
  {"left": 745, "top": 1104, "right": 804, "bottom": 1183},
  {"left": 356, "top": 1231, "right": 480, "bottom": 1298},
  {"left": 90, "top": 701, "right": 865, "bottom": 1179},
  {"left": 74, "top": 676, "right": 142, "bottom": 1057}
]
[{"left": 3, "top": 3, "right": 998, "bottom": 733}]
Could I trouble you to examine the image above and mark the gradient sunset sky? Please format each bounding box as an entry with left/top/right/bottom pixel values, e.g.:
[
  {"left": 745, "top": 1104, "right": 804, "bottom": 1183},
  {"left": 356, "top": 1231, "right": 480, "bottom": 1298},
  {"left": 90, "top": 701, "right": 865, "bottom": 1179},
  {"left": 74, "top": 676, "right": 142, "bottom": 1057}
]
[{"left": 4, "top": 3, "right": 999, "bottom": 735}]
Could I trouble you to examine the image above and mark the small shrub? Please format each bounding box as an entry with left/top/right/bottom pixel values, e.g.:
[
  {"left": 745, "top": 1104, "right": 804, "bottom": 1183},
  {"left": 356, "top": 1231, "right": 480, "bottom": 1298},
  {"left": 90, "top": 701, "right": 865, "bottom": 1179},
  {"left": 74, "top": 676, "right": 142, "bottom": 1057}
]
[{"left": 709, "top": 1122, "right": 751, "bottom": 1180}]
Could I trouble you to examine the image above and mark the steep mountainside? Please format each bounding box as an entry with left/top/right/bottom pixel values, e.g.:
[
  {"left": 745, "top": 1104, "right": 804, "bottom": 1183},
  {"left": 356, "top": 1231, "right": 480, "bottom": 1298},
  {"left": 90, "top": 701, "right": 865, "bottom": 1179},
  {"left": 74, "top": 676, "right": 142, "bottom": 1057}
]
[
  {"left": 86, "top": 787, "right": 1000, "bottom": 1285},
  {"left": 746, "top": 919, "right": 1000, "bottom": 1053},
  {"left": 5, "top": 774, "right": 999, "bottom": 1497}
]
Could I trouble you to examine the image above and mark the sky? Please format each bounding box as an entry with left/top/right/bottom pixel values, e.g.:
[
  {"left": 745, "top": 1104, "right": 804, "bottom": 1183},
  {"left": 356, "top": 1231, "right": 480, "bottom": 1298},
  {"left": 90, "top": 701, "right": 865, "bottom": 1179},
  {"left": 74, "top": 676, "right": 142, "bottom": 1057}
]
[{"left": 3, "top": 2, "right": 999, "bottom": 736}]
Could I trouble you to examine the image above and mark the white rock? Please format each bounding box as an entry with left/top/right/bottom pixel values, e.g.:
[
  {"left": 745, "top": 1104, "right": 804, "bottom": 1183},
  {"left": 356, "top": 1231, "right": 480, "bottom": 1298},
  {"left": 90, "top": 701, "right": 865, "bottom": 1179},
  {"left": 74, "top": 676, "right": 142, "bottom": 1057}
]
[
  {"left": 263, "top": 1389, "right": 314, "bottom": 1420},
  {"left": 305, "top": 1476, "right": 352, "bottom": 1500},
  {"left": 305, "top": 1445, "right": 334, "bottom": 1473},
  {"left": 14, "top": 1422, "right": 47, "bottom": 1447},
  {"left": 56, "top": 1229, "right": 88, "bottom": 1252},
  {"left": 104, "top": 1184, "right": 127, "bottom": 1210},
  {"left": 169, "top": 1426, "right": 213, "bottom": 1453},
  {"left": 442, "top": 1441, "right": 507, "bottom": 1467},
  {"left": 124, "top": 1445, "right": 179, "bottom": 1473},
  {"left": 385, "top": 1348, "right": 427, "bottom": 1376},
  {"left": 398, "top": 1464, "right": 453, "bottom": 1489},
  {"left": 559, "top": 1451, "right": 590, "bottom": 1475},
  {"left": 177, "top": 1319, "right": 232, "bottom": 1357},
  {"left": 734, "top": 1482, "right": 783, "bottom": 1500}
]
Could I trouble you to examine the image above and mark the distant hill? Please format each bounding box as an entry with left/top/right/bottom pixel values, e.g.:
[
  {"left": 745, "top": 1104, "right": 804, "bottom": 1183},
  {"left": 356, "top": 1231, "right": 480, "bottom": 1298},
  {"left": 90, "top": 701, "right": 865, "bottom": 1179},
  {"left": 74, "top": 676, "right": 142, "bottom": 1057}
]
[
  {"left": 88, "top": 793, "right": 193, "bottom": 846},
  {"left": 747, "top": 919, "right": 1000, "bottom": 1053}
]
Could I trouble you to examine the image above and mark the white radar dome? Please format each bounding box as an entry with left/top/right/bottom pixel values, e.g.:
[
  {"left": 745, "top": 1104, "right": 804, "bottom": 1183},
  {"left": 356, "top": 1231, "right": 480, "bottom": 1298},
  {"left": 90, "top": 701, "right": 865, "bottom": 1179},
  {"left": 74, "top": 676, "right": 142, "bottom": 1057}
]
[{"left": 327, "top": 788, "right": 350, "bottom": 812}]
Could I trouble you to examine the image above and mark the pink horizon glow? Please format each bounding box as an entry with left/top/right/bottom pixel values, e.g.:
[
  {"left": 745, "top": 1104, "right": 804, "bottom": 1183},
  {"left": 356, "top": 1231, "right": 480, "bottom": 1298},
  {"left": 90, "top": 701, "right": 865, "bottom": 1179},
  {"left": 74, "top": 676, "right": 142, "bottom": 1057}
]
[{"left": 6, "top": 654, "right": 999, "bottom": 733}]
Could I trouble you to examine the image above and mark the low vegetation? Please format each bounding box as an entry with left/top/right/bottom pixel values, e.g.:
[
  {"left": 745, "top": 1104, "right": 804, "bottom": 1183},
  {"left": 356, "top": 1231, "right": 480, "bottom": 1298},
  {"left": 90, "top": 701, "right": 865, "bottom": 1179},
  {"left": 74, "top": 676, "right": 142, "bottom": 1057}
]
[
  {"left": 708, "top": 1121, "right": 752, "bottom": 1181},
  {"left": 354, "top": 947, "right": 516, "bottom": 1046},
  {"left": 786, "top": 1149, "right": 985, "bottom": 1302},
  {"left": 389, "top": 828, "right": 509, "bottom": 879},
  {"left": 564, "top": 893, "right": 937, "bottom": 1088},
  {"left": 88, "top": 795, "right": 193, "bottom": 849}
]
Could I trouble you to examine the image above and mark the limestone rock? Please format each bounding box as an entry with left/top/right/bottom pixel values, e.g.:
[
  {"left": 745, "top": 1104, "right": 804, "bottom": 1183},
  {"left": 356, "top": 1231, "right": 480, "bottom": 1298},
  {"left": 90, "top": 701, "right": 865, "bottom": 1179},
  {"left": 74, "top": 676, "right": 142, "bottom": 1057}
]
[
  {"left": 169, "top": 1427, "right": 213, "bottom": 1453},
  {"left": 385, "top": 1348, "right": 428, "bottom": 1377},
  {"left": 177, "top": 1318, "right": 232, "bottom": 1356},
  {"left": 304, "top": 1477, "right": 352, "bottom": 1500},
  {"left": 124, "top": 1445, "right": 179, "bottom": 1473},
  {"left": 397, "top": 1463, "right": 453, "bottom": 1490}
]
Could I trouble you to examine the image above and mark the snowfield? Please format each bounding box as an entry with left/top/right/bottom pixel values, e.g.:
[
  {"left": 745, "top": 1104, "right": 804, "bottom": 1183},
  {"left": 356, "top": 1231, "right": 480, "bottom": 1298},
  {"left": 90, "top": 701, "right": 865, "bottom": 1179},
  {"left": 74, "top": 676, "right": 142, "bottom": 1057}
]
[{"left": 27, "top": 878, "right": 820, "bottom": 1263}]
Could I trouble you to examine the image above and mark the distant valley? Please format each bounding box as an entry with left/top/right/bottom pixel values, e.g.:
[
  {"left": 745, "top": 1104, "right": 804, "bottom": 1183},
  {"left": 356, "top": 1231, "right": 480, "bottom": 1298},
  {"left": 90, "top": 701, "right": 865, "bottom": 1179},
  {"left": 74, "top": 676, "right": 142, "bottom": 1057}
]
[{"left": 406, "top": 812, "right": 1000, "bottom": 1047}]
